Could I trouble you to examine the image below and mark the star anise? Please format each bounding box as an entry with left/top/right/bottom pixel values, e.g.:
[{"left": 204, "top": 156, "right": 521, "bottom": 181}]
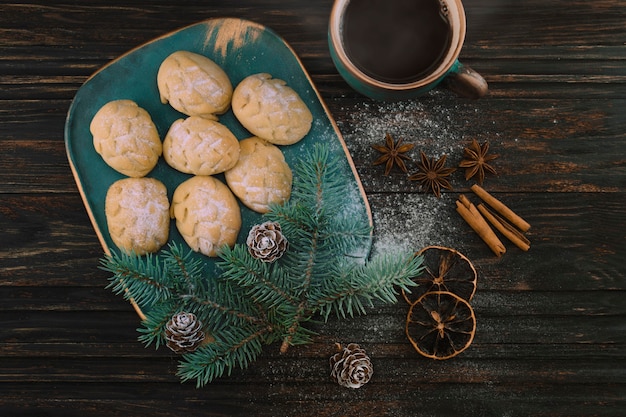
[
  {"left": 409, "top": 151, "right": 456, "bottom": 198},
  {"left": 372, "top": 132, "right": 414, "bottom": 175},
  {"left": 459, "top": 139, "right": 498, "bottom": 184}
]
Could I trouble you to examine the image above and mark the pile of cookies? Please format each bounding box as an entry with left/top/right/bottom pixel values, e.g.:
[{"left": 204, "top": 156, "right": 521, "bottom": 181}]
[{"left": 90, "top": 50, "right": 313, "bottom": 257}]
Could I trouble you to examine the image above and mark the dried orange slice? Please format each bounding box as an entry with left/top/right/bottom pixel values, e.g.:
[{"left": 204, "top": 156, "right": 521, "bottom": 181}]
[
  {"left": 406, "top": 291, "right": 476, "bottom": 360},
  {"left": 402, "top": 245, "right": 477, "bottom": 305}
]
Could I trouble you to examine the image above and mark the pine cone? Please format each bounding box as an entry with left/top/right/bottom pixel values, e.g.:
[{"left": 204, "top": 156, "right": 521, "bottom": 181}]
[
  {"left": 329, "top": 343, "right": 373, "bottom": 389},
  {"left": 165, "top": 312, "right": 205, "bottom": 353},
  {"left": 246, "top": 221, "right": 288, "bottom": 262}
]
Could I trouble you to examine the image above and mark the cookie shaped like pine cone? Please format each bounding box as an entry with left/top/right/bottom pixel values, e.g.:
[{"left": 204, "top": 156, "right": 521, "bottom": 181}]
[
  {"left": 246, "top": 221, "right": 288, "bottom": 262},
  {"left": 165, "top": 312, "right": 205, "bottom": 353},
  {"left": 329, "top": 343, "right": 373, "bottom": 389}
]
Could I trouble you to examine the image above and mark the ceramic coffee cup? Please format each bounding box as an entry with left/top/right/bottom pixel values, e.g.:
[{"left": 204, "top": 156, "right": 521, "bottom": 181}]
[{"left": 328, "top": 0, "right": 488, "bottom": 100}]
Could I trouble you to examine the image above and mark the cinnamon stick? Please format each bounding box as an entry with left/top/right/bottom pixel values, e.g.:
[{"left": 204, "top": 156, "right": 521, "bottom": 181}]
[
  {"left": 471, "top": 184, "right": 531, "bottom": 232},
  {"left": 456, "top": 195, "right": 506, "bottom": 257},
  {"left": 478, "top": 203, "right": 531, "bottom": 251}
]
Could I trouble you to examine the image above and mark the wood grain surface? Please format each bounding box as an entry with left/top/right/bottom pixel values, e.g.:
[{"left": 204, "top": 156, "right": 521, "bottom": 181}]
[{"left": 1, "top": 1, "right": 624, "bottom": 416}]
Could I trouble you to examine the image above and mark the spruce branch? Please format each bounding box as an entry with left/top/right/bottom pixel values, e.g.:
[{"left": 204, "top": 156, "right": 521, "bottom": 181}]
[
  {"left": 217, "top": 245, "right": 298, "bottom": 308},
  {"left": 187, "top": 295, "right": 266, "bottom": 326},
  {"left": 161, "top": 242, "right": 205, "bottom": 296},
  {"left": 177, "top": 324, "right": 272, "bottom": 387},
  {"left": 314, "top": 252, "right": 424, "bottom": 320},
  {"left": 101, "top": 143, "right": 424, "bottom": 387},
  {"left": 279, "top": 301, "right": 308, "bottom": 353},
  {"left": 100, "top": 249, "right": 171, "bottom": 307},
  {"left": 137, "top": 300, "right": 179, "bottom": 348}
]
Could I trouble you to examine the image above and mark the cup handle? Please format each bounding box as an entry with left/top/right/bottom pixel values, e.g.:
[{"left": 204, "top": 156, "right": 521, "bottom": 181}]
[{"left": 442, "top": 61, "right": 488, "bottom": 99}]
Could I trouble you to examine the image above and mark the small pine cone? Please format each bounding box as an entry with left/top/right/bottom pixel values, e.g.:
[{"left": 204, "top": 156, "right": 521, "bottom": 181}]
[
  {"left": 165, "top": 312, "right": 205, "bottom": 354},
  {"left": 329, "top": 343, "right": 373, "bottom": 389},
  {"left": 246, "top": 221, "right": 288, "bottom": 262}
]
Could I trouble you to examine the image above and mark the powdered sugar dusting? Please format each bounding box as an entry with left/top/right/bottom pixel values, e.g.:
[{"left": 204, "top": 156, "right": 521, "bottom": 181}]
[
  {"left": 335, "top": 91, "right": 482, "bottom": 257},
  {"left": 370, "top": 193, "right": 459, "bottom": 256},
  {"left": 339, "top": 93, "right": 469, "bottom": 159}
]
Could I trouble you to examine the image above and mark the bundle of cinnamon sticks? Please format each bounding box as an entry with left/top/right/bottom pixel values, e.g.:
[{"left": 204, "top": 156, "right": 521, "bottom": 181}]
[{"left": 456, "top": 185, "right": 531, "bottom": 257}]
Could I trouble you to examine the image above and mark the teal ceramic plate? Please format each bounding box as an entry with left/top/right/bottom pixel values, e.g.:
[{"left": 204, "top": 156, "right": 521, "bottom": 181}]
[{"left": 65, "top": 18, "right": 372, "bottom": 316}]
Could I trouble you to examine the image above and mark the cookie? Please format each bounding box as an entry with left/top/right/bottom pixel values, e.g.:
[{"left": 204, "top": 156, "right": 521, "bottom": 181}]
[
  {"left": 163, "top": 116, "right": 240, "bottom": 176},
  {"left": 170, "top": 176, "right": 241, "bottom": 257},
  {"left": 157, "top": 50, "right": 232, "bottom": 119},
  {"left": 90, "top": 100, "right": 162, "bottom": 177},
  {"left": 231, "top": 73, "right": 312, "bottom": 145},
  {"left": 105, "top": 177, "right": 170, "bottom": 255},
  {"left": 224, "top": 137, "right": 292, "bottom": 213}
]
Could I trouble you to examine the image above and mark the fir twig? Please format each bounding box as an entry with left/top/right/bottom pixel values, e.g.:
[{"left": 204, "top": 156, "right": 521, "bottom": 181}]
[
  {"left": 100, "top": 250, "right": 171, "bottom": 307},
  {"left": 177, "top": 324, "right": 271, "bottom": 387},
  {"left": 137, "top": 300, "right": 179, "bottom": 348},
  {"left": 314, "top": 252, "right": 424, "bottom": 320},
  {"left": 100, "top": 143, "right": 424, "bottom": 387},
  {"left": 188, "top": 294, "right": 268, "bottom": 327},
  {"left": 217, "top": 245, "right": 299, "bottom": 308}
]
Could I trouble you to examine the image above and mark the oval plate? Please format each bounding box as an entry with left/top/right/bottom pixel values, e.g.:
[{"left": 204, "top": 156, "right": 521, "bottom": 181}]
[{"left": 64, "top": 18, "right": 372, "bottom": 317}]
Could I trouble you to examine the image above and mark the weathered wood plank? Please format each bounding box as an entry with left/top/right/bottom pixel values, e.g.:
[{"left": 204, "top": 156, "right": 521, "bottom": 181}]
[
  {"left": 1, "top": 97, "right": 625, "bottom": 193},
  {"left": 1, "top": 192, "right": 624, "bottom": 292},
  {"left": 0, "top": 380, "right": 624, "bottom": 417}
]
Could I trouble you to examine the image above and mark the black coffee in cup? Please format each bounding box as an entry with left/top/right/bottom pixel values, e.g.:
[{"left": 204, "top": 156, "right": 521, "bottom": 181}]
[{"left": 341, "top": 0, "right": 452, "bottom": 84}]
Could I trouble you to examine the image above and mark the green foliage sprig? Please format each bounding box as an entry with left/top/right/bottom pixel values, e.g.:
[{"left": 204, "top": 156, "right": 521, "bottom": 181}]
[{"left": 100, "top": 144, "right": 424, "bottom": 387}]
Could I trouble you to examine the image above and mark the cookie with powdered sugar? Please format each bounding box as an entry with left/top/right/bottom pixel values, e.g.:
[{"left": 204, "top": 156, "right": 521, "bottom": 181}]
[
  {"left": 231, "top": 73, "right": 312, "bottom": 145},
  {"left": 105, "top": 177, "right": 170, "bottom": 255},
  {"left": 224, "top": 136, "right": 292, "bottom": 214},
  {"left": 170, "top": 175, "right": 241, "bottom": 257},
  {"left": 90, "top": 99, "right": 162, "bottom": 178},
  {"left": 163, "top": 116, "right": 240, "bottom": 176},
  {"left": 157, "top": 50, "right": 232, "bottom": 119}
]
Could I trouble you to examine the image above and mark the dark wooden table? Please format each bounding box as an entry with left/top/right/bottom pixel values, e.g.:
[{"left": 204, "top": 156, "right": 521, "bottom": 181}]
[{"left": 2, "top": 1, "right": 624, "bottom": 416}]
